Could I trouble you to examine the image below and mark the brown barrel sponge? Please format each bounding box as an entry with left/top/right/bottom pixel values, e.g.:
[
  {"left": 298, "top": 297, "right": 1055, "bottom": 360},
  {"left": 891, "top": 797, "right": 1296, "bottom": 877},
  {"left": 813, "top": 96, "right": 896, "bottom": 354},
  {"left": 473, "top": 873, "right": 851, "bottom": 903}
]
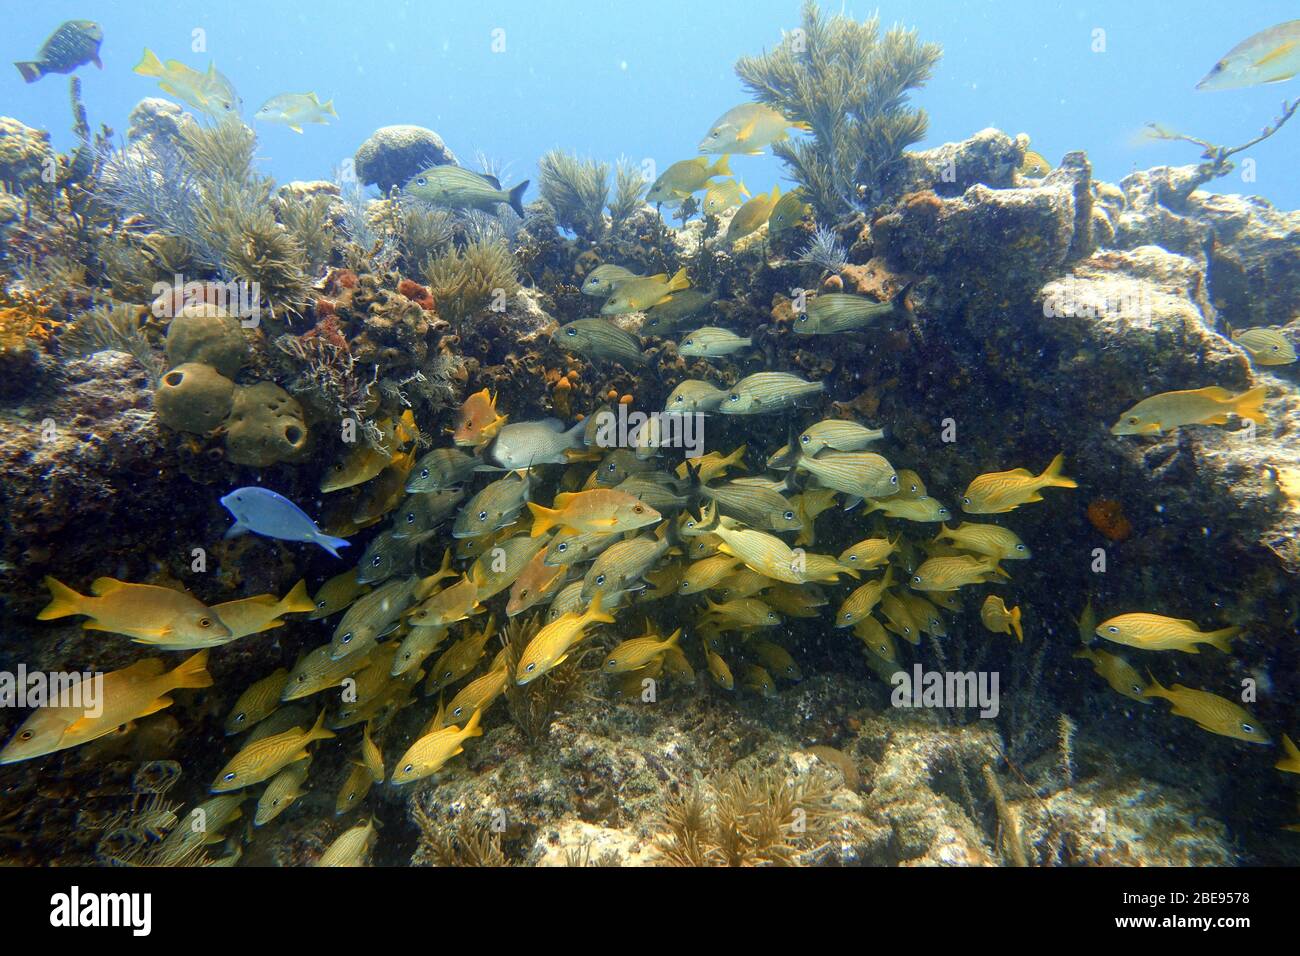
[
  {"left": 224, "top": 381, "right": 310, "bottom": 466},
  {"left": 165, "top": 303, "right": 249, "bottom": 378},
  {"left": 154, "top": 362, "right": 236, "bottom": 434}
]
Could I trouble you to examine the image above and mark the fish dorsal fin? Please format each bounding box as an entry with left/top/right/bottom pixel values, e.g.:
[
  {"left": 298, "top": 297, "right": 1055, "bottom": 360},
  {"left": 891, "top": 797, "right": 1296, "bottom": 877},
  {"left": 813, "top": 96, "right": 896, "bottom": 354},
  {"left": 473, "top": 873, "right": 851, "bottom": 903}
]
[
  {"left": 552, "top": 492, "right": 576, "bottom": 509},
  {"left": 120, "top": 658, "right": 169, "bottom": 680},
  {"left": 1003, "top": 468, "right": 1034, "bottom": 478},
  {"left": 482, "top": 173, "right": 502, "bottom": 190},
  {"left": 91, "top": 577, "right": 126, "bottom": 596},
  {"left": 646, "top": 273, "right": 668, "bottom": 284}
]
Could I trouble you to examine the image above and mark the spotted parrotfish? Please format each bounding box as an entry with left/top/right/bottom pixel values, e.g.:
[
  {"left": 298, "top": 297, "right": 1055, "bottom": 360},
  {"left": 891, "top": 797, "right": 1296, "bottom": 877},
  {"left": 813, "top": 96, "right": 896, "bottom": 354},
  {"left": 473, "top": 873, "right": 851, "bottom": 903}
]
[{"left": 220, "top": 487, "right": 350, "bottom": 558}]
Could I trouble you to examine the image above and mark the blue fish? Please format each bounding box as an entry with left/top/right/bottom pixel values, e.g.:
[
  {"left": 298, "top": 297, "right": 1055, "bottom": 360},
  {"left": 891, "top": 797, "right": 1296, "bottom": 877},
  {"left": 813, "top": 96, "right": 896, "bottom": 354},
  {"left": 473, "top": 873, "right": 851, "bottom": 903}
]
[{"left": 220, "top": 487, "right": 350, "bottom": 558}]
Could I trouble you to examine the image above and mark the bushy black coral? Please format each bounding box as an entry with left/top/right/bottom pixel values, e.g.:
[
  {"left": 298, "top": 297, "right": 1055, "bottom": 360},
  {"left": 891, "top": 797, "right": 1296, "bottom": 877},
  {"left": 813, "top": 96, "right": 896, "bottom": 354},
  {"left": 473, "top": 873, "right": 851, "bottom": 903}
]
[{"left": 736, "top": 1, "right": 941, "bottom": 217}]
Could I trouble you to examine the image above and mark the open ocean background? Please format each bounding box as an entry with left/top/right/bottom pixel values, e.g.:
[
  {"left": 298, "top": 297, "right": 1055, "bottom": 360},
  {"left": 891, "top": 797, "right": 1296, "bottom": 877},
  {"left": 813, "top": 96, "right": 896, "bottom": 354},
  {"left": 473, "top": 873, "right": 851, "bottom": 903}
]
[{"left": 5, "top": 0, "right": 1299, "bottom": 210}]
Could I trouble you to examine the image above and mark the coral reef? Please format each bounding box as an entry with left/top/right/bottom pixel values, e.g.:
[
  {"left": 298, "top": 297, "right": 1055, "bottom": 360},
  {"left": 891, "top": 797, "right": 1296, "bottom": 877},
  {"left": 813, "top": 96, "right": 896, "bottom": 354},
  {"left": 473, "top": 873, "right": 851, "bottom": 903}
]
[{"left": 353, "top": 125, "right": 459, "bottom": 194}]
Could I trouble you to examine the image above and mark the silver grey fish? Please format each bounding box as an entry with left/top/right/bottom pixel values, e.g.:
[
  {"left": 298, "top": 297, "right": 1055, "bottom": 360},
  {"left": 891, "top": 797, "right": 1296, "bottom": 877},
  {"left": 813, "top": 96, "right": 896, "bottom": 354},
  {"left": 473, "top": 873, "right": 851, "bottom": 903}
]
[
  {"left": 544, "top": 529, "right": 621, "bottom": 567},
  {"left": 403, "top": 165, "right": 528, "bottom": 217},
  {"left": 616, "top": 475, "right": 692, "bottom": 513},
  {"left": 678, "top": 327, "right": 752, "bottom": 358},
  {"left": 641, "top": 289, "right": 718, "bottom": 335},
  {"left": 356, "top": 529, "right": 435, "bottom": 585},
  {"left": 406, "top": 448, "right": 483, "bottom": 492},
  {"left": 581, "top": 535, "right": 672, "bottom": 603},
  {"left": 795, "top": 287, "right": 909, "bottom": 335},
  {"left": 553, "top": 318, "right": 646, "bottom": 366},
  {"left": 664, "top": 380, "right": 727, "bottom": 414},
  {"left": 330, "top": 576, "right": 422, "bottom": 660},
  {"left": 697, "top": 479, "right": 802, "bottom": 533},
  {"left": 582, "top": 264, "right": 640, "bottom": 297},
  {"left": 391, "top": 489, "right": 465, "bottom": 538},
  {"left": 719, "top": 372, "right": 825, "bottom": 415},
  {"left": 485, "top": 419, "right": 587, "bottom": 470},
  {"left": 594, "top": 448, "right": 658, "bottom": 485},
  {"left": 452, "top": 472, "right": 531, "bottom": 539}
]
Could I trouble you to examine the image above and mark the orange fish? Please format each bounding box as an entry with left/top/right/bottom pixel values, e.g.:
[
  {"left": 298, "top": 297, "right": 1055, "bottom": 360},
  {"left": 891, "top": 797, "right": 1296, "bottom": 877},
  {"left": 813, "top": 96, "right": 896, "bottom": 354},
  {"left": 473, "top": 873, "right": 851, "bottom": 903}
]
[{"left": 453, "top": 389, "right": 507, "bottom": 448}]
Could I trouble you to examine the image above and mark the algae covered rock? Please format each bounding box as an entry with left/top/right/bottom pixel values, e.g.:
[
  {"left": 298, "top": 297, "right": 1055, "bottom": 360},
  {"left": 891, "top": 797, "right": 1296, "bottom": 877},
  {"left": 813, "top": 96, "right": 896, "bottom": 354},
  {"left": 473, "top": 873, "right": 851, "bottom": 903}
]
[
  {"left": 897, "top": 127, "right": 1022, "bottom": 198},
  {"left": 224, "top": 381, "right": 309, "bottom": 466},
  {"left": 0, "top": 116, "right": 51, "bottom": 192},
  {"left": 875, "top": 153, "right": 1094, "bottom": 302},
  {"left": 353, "top": 125, "right": 458, "bottom": 194},
  {"left": 154, "top": 362, "right": 236, "bottom": 434},
  {"left": 124, "top": 97, "right": 198, "bottom": 149},
  {"left": 164, "top": 304, "right": 248, "bottom": 378}
]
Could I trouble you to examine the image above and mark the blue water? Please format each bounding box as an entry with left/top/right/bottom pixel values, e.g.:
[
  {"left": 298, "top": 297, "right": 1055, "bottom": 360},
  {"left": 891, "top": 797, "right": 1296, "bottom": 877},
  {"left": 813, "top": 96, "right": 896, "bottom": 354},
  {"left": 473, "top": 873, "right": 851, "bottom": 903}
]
[{"left": 6, "top": 1, "right": 1299, "bottom": 210}]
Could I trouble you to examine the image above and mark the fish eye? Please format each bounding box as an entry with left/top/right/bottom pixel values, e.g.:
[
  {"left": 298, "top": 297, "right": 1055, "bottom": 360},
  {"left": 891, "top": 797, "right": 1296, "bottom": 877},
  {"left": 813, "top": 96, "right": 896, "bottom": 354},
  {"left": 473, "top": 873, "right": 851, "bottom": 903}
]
[
  {"left": 342, "top": 633, "right": 353, "bottom": 644},
  {"left": 798, "top": 315, "right": 808, "bottom": 322},
  {"left": 1242, "top": 723, "right": 1254, "bottom": 733},
  {"left": 1127, "top": 417, "right": 1139, "bottom": 425},
  {"left": 297, "top": 674, "right": 306, "bottom": 682},
  {"left": 453, "top": 707, "right": 464, "bottom": 718},
  {"left": 848, "top": 555, "right": 857, "bottom": 562},
  {"left": 557, "top": 542, "right": 568, "bottom": 552},
  {"left": 224, "top": 772, "right": 237, "bottom": 782},
  {"left": 199, "top": 618, "right": 212, "bottom": 628},
  {"left": 420, "top": 469, "right": 429, "bottom": 479},
  {"left": 596, "top": 574, "right": 606, "bottom": 586},
  {"left": 800, "top": 434, "right": 810, "bottom": 444},
  {"left": 1107, "top": 626, "right": 1119, "bottom": 634},
  {"left": 783, "top": 511, "right": 795, "bottom": 520},
  {"left": 890, "top": 476, "right": 898, "bottom": 485},
  {"left": 20, "top": 731, "right": 32, "bottom": 740},
  {"left": 404, "top": 763, "right": 414, "bottom": 773},
  {"left": 416, "top": 177, "right": 427, "bottom": 186},
  {"left": 565, "top": 327, "right": 577, "bottom": 336},
  {"left": 606, "top": 659, "right": 617, "bottom": 668},
  {"left": 478, "top": 511, "right": 488, "bottom": 521},
  {"left": 728, "top": 394, "right": 739, "bottom": 402},
  {"left": 525, "top": 663, "right": 536, "bottom": 673},
  {"left": 371, "top": 556, "right": 382, "bottom": 566},
  {"left": 633, "top": 505, "right": 644, "bottom": 513},
  {"left": 607, "top": 463, "right": 617, "bottom": 472},
  {"left": 316, "top": 600, "right": 327, "bottom": 609},
  {"left": 913, "top": 576, "right": 922, "bottom": 584},
  {"left": 961, "top": 497, "right": 970, "bottom": 505}
]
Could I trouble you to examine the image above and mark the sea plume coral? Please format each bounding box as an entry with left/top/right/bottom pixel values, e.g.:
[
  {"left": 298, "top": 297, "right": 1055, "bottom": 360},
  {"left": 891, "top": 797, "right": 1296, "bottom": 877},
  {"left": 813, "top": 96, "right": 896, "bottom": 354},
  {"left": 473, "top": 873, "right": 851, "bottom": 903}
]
[
  {"left": 735, "top": 1, "right": 941, "bottom": 217},
  {"left": 538, "top": 150, "right": 610, "bottom": 240}
]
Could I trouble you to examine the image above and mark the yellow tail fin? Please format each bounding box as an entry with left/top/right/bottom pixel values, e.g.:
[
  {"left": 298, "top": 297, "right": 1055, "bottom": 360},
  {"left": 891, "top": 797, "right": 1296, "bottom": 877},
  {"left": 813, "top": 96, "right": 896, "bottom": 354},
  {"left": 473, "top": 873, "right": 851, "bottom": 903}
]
[
  {"left": 1038, "top": 452, "right": 1078, "bottom": 490},
  {"left": 585, "top": 591, "right": 616, "bottom": 626},
  {"left": 280, "top": 580, "right": 316, "bottom": 615},
  {"left": 666, "top": 267, "right": 690, "bottom": 293},
  {"left": 462, "top": 708, "right": 484, "bottom": 738},
  {"left": 307, "top": 708, "right": 337, "bottom": 743},
  {"left": 713, "top": 155, "right": 732, "bottom": 178},
  {"left": 527, "top": 502, "right": 560, "bottom": 537},
  {"left": 134, "top": 48, "right": 164, "bottom": 78},
  {"left": 37, "top": 576, "right": 84, "bottom": 620},
  {"left": 170, "top": 649, "right": 214, "bottom": 690},
  {"left": 1231, "top": 386, "right": 1268, "bottom": 427},
  {"left": 1010, "top": 607, "right": 1023, "bottom": 642},
  {"left": 1204, "top": 625, "right": 1241, "bottom": 654}
]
